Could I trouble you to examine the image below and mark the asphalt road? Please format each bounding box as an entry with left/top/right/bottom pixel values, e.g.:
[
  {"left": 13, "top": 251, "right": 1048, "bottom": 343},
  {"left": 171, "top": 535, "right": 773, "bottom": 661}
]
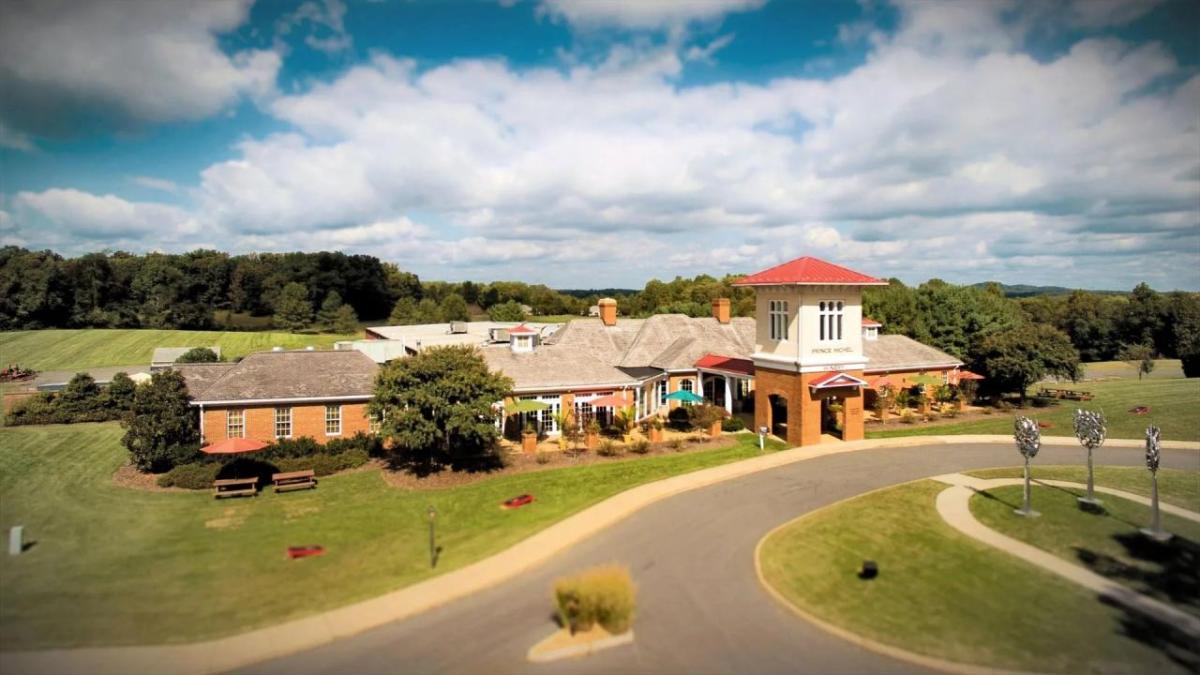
[{"left": 240, "top": 442, "right": 1199, "bottom": 675}]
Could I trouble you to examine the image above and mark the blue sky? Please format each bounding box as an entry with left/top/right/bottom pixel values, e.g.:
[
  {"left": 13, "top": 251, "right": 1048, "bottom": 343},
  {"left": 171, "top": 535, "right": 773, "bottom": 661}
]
[{"left": 1, "top": 0, "right": 1197, "bottom": 290}]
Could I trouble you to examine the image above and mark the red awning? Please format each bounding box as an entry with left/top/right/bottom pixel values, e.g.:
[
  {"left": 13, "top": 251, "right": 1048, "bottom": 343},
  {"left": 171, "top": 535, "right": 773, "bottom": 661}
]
[
  {"left": 694, "top": 353, "right": 755, "bottom": 377},
  {"left": 202, "top": 438, "right": 268, "bottom": 455},
  {"left": 808, "top": 371, "right": 869, "bottom": 391},
  {"left": 587, "top": 394, "right": 628, "bottom": 408}
]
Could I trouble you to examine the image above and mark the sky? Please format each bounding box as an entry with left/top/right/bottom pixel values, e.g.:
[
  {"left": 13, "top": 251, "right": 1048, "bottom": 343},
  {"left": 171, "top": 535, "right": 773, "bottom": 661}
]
[{"left": 1, "top": 0, "right": 1198, "bottom": 291}]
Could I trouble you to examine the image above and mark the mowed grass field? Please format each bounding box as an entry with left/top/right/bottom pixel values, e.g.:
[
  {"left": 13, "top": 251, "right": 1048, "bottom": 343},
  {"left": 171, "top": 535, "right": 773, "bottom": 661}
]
[
  {"left": 0, "top": 423, "right": 784, "bottom": 649},
  {"left": 0, "top": 329, "right": 357, "bottom": 371},
  {"left": 758, "top": 469, "right": 1200, "bottom": 674},
  {"left": 869, "top": 366, "right": 1200, "bottom": 442}
]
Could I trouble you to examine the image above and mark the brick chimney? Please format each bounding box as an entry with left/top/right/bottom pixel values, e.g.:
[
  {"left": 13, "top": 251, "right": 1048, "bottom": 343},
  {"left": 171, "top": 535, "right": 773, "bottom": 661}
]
[
  {"left": 712, "top": 297, "right": 731, "bottom": 324},
  {"left": 598, "top": 298, "right": 618, "bottom": 327}
]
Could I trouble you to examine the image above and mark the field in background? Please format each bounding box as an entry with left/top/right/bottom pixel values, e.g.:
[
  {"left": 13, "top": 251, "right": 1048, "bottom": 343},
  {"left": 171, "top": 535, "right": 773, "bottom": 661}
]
[
  {"left": 1079, "top": 359, "right": 1183, "bottom": 380},
  {"left": 0, "top": 329, "right": 356, "bottom": 372}
]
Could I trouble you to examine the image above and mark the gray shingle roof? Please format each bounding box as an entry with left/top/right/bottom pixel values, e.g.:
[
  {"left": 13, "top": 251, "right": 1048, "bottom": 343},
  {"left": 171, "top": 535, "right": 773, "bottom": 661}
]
[
  {"left": 863, "top": 335, "right": 962, "bottom": 373},
  {"left": 173, "top": 363, "right": 237, "bottom": 398},
  {"left": 190, "top": 350, "right": 378, "bottom": 403},
  {"left": 480, "top": 345, "right": 643, "bottom": 391}
]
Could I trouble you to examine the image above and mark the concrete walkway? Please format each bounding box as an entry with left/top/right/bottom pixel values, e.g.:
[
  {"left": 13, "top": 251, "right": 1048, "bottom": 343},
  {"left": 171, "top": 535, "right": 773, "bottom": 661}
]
[
  {"left": 932, "top": 473, "right": 1200, "bottom": 640},
  {"left": 4, "top": 436, "right": 1197, "bottom": 675}
]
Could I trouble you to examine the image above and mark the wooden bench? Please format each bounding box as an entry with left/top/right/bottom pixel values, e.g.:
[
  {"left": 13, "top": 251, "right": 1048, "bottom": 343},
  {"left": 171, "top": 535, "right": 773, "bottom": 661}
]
[
  {"left": 272, "top": 469, "right": 317, "bottom": 493},
  {"left": 1037, "top": 388, "right": 1094, "bottom": 401},
  {"left": 213, "top": 477, "right": 258, "bottom": 499}
]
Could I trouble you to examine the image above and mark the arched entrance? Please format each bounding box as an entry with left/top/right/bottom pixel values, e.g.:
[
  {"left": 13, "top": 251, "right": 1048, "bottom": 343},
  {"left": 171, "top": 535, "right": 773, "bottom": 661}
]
[
  {"left": 768, "top": 394, "right": 789, "bottom": 439},
  {"left": 820, "top": 395, "right": 843, "bottom": 440}
]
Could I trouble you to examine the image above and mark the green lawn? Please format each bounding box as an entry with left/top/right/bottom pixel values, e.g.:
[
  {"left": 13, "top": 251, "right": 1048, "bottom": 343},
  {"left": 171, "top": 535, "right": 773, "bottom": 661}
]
[
  {"left": 971, "top": 484, "right": 1200, "bottom": 617},
  {"left": 759, "top": 474, "right": 1200, "bottom": 673},
  {"left": 968, "top": 465, "right": 1200, "bottom": 511},
  {"left": 0, "top": 423, "right": 784, "bottom": 649},
  {"left": 0, "top": 329, "right": 357, "bottom": 371},
  {"left": 1083, "top": 359, "right": 1184, "bottom": 380},
  {"left": 868, "top": 376, "right": 1200, "bottom": 441}
]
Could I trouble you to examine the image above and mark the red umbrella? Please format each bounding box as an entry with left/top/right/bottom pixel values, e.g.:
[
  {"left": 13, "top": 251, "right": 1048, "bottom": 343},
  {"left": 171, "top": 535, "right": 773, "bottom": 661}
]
[
  {"left": 587, "top": 394, "right": 629, "bottom": 408},
  {"left": 952, "top": 370, "right": 985, "bottom": 385},
  {"left": 202, "top": 437, "right": 268, "bottom": 455}
]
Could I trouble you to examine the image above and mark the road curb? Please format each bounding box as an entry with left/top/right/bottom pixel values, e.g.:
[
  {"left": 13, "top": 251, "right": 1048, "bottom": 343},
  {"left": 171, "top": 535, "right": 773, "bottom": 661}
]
[
  {"left": 526, "top": 628, "right": 634, "bottom": 662},
  {"left": 2, "top": 436, "right": 1196, "bottom": 674}
]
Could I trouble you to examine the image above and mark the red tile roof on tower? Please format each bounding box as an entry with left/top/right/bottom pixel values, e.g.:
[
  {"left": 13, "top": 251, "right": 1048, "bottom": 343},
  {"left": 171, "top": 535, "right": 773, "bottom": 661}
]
[
  {"left": 732, "top": 256, "right": 887, "bottom": 286},
  {"left": 862, "top": 317, "right": 882, "bottom": 327},
  {"left": 507, "top": 323, "right": 538, "bottom": 335}
]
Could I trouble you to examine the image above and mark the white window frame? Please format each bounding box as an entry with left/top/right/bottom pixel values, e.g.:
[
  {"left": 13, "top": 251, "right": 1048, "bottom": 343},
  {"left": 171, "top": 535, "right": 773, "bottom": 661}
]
[
  {"left": 226, "top": 409, "right": 244, "bottom": 439},
  {"left": 657, "top": 379, "right": 668, "bottom": 408},
  {"left": 368, "top": 411, "right": 381, "bottom": 434},
  {"left": 818, "top": 300, "right": 844, "bottom": 342},
  {"left": 768, "top": 300, "right": 788, "bottom": 342},
  {"left": 274, "top": 407, "right": 292, "bottom": 439},
  {"left": 325, "top": 404, "right": 342, "bottom": 436}
]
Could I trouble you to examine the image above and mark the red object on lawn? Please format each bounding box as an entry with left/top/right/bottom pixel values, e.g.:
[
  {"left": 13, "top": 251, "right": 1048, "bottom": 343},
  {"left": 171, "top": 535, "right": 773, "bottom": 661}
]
[
  {"left": 202, "top": 437, "right": 268, "bottom": 455},
  {"left": 1129, "top": 406, "right": 1150, "bottom": 415},
  {"left": 287, "top": 546, "right": 325, "bottom": 559},
  {"left": 503, "top": 494, "right": 535, "bottom": 509}
]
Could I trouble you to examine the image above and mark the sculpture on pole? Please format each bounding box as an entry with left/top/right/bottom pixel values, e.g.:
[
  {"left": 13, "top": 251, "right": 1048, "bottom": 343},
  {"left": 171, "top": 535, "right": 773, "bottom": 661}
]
[
  {"left": 1140, "top": 426, "right": 1171, "bottom": 541},
  {"left": 1072, "top": 409, "right": 1106, "bottom": 506},
  {"left": 1013, "top": 416, "right": 1041, "bottom": 518}
]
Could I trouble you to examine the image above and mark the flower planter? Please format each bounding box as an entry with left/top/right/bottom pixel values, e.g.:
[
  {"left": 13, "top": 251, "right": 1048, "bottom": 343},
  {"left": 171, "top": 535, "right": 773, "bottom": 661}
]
[
  {"left": 708, "top": 421, "right": 722, "bottom": 437},
  {"left": 648, "top": 427, "right": 663, "bottom": 443},
  {"left": 585, "top": 432, "right": 599, "bottom": 451},
  {"left": 522, "top": 433, "right": 538, "bottom": 454}
]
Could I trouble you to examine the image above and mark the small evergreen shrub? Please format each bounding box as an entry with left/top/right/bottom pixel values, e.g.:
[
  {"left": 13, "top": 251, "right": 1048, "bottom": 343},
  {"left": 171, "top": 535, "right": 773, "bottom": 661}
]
[
  {"left": 535, "top": 451, "right": 553, "bottom": 464},
  {"left": 554, "top": 565, "right": 636, "bottom": 635},
  {"left": 597, "top": 440, "right": 622, "bottom": 457},
  {"left": 629, "top": 440, "right": 651, "bottom": 454},
  {"left": 668, "top": 438, "right": 685, "bottom": 452},
  {"left": 722, "top": 416, "right": 745, "bottom": 432},
  {"left": 899, "top": 410, "right": 916, "bottom": 424},
  {"left": 157, "top": 462, "right": 220, "bottom": 489},
  {"left": 944, "top": 407, "right": 959, "bottom": 419},
  {"left": 667, "top": 406, "right": 693, "bottom": 431}
]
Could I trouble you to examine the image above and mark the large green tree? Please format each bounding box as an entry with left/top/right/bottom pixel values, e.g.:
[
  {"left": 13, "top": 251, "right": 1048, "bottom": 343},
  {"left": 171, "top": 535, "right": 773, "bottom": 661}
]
[
  {"left": 487, "top": 300, "right": 526, "bottom": 321},
  {"left": 273, "top": 282, "right": 314, "bottom": 331},
  {"left": 369, "top": 346, "right": 513, "bottom": 471},
  {"left": 969, "top": 324, "right": 1081, "bottom": 403},
  {"left": 121, "top": 370, "right": 200, "bottom": 472},
  {"left": 440, "top": 293, "right": 470, "bottom": 322}
]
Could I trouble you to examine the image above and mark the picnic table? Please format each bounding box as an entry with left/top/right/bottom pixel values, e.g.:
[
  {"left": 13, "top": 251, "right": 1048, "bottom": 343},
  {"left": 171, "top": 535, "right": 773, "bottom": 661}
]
[
  {"left": 1037, "top": 387, "right": 1094, "bottom": 401},
  {"left": 213, "top": 477, "right": 258, "bottom": 499},
  {"left": 272, "top": 469, "right": 317, "bottom": 493}
]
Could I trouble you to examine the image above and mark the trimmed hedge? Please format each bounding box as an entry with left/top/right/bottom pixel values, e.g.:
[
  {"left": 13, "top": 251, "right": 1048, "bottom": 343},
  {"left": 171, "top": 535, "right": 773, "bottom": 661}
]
[
  {"left": 157, "top": 462, "right": 221, "bottom": 489},
  {"left": 156, "top": 449, "right": 370, "bottom": 490},
  {"left": 554, "top": 565, "right": 636, "bottom": 634},
  {"left": 723, "top": 415, "right": 745, "bottom": 432}
]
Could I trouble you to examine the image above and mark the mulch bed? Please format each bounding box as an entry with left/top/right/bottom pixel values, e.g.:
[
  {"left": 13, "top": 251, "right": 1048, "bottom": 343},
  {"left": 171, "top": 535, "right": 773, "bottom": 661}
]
[
  {"left": 111, "top": 463, "right": 189, "bottom": 493},
  {"left": 380, "top": 435, "right": 738, "bottom": 491}
]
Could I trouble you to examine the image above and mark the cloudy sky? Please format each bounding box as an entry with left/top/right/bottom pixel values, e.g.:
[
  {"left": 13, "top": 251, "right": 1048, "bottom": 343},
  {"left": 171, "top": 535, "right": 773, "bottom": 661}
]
[{"left": 1, "top": 0, "right": 1197, "bottom": 290}]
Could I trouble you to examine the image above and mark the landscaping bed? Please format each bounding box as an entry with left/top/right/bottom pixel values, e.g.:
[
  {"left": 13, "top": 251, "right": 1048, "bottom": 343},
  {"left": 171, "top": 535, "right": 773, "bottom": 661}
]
[{"left": 758, "top": 475, "right": 1200, "bottom": 674}]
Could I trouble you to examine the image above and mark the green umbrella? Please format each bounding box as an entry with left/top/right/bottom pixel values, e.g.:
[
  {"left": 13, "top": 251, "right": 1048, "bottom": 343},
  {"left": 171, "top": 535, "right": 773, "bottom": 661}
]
[
  {"left": 665, "top": 390, "right": 704, "bottom": 403},
  {"left": 507, "top": 399, "right": 551, "bottom": 415}
]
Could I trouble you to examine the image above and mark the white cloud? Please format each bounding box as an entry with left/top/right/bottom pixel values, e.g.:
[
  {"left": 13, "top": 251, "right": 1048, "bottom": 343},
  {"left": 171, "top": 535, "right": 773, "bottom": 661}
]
[
  {"left": 1066, "top": 0, "right": 1163, "bottom": 28},
  {"left": 15, "top": 189, "right": 201, "bottom": 241},
  {"left": 276, "top": 0, "right": 354, "bottom": 54},
  {"left": 0, "top": 0, "right": 279, "bottom": 139},
  {"left": 130, "top": 176, "right": 181, "bottom": 194},
  {"left": 539, "top": 0, "right": 764, "bottom": 30}
]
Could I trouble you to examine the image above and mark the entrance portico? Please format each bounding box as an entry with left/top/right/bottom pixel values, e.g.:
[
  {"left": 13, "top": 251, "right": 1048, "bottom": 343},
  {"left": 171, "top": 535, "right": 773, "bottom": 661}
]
[
  {"left": 695, "top": 353, "right": 754, "bottom": 415},
  {"left": 733, "top": 256, "right": 887, "bottom": 447}
]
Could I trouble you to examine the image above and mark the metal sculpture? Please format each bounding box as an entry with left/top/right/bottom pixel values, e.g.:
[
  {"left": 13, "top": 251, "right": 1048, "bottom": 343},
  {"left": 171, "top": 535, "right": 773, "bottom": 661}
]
[
  {"left": 1073, "top": 409, "right": 1106, "bottom": 506},
  {"left": 1140, "top": 426, "right": 1171, "bottom": 541},
  {"left": 1013, "top": 416, "right": 1042, "bottom": 517}
]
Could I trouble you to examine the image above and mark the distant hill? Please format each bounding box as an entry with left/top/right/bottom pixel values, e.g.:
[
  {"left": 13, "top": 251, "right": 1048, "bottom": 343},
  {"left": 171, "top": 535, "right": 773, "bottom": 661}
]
[{"left": 970, "top": 282, "right": 1125, "bottom": 298}]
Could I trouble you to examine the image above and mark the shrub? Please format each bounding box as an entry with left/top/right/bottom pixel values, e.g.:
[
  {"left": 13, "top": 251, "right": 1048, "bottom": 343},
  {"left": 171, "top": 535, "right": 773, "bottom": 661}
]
[
  {"left": 668, "top": 438, "right": 684, "bottom": 452},
  {"left": 175, "top": 347, "right": 220, "bottom": 363},
  {"left": 944, "top": 407, "right": 959, "bottom": 419},
  {"left": 275, "top": 449, "right": 369, "bottom": 476},
  {"left": 535, "top": 451, "right": 553, "bottom": 465},
  {"left": 667, "top": 406, "right": 692, "bottom": 431},
  {"left": 981, "top": 408, "right": 994, "bottom": 415},
  {"left": 1032, "top": 396, "right": 1054, "bottom": 408},
  {"left": 629, "top": 440, "right": 651, "bottom": 455},
  {"left": 554, "top": 565, "right": 636, "bottom": 634},
  {"left": 157, "top": 462, "right": 220, "bottom": 489},
  {"left": 899, "top": 410, "right": 916, "bottom": 424},
  {"left": 597, "top": 440, "right": 622, "bottom": 457},
  {"left": 689, "top": 403, "right": 725, "bottom": 430},
  {"left": 123, "top": 370, "right": 200, "bottom": 472},
  {"left": 722, "top": 415, "right": 745, "bottom": 432}
]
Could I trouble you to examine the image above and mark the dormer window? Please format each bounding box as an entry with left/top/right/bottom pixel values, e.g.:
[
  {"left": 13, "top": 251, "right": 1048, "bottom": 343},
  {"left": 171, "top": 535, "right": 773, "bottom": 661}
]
[{"left": 818, "top": 301, "right": 843, "bottom": 342}]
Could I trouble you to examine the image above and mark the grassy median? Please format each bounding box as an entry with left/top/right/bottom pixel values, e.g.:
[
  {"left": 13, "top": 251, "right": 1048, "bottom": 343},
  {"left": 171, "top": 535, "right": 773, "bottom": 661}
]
[
  {"left": 0, "top": 423, "right": 783, "bottom": 649},
  {"left": 758, "top": 472, "right": 1200, "bottom": 674}
]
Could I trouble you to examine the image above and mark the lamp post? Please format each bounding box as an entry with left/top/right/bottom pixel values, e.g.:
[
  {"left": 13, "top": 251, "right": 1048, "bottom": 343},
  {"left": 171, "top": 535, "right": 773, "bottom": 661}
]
[
  {"left": 758, "top": 425, "right": 768, "bottom": 452},
  {"left": 1140, "top": 426, "right": 1171, "bottom": 542},
  {"left": 1013, "top": 416, "right": 1041, "bottom": 518},
  {"left": 1072, "top": 409, "right": 1106, "bottom": 507},
  {"left": 427, "top": 504, "right": 438, "bottom": 567}
]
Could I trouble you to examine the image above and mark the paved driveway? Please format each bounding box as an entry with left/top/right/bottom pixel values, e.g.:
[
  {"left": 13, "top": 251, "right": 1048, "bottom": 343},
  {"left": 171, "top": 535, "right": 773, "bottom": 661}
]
[{"left": 241, "top": 442, "right": 1198, "bottom": 675}]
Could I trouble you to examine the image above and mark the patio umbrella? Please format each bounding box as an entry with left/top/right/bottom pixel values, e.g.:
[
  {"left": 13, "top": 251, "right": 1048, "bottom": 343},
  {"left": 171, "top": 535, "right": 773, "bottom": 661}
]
[
  {"left": 506, "top": 399, "right": 551, "bottom": 415},
  {"left": 950, "top": 370, "right": 985, "bottom": 385},
  {"left": 587, "top": 394, "right": 628, "bottom": 408},
  {"left": 868, "top": 375, "right": 894, "bottom": 390},
  {"left": 665, "top": 390, "right": 704, "bottom": 404},
  {"left": 201, "top": 437, "right": 268, "bottom": 455}
]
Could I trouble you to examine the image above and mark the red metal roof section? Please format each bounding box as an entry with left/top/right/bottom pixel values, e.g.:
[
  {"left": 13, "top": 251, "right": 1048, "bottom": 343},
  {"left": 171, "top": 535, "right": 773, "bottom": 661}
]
[
  {"left": 808, "top": 371, "right": 869, "bottom": 390},
  {"left": 862, "top": 317, "right": 882, "bottom": 327},
  {"left": 694, "top": 353, "right": 755, "bottom": 377},
  {"left": 732, "top": 256, "right": 886, "bottom": 286},
  {"left": 507, "top": 323, "right": 537, "bottom": 335}
]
